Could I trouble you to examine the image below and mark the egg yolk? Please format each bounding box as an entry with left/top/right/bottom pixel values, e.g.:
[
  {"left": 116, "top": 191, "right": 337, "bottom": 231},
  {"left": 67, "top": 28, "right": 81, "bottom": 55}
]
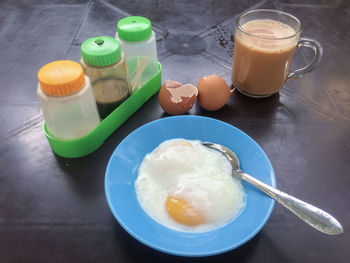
[
  {"left": 165, "top": 196, "right": 205, "bottom": 226},
  {"left": 170, "top": 141, "right": 193, "bottom": 148},
  {"left": 179, "top": 141, "right": 192, "bottom": 147}
]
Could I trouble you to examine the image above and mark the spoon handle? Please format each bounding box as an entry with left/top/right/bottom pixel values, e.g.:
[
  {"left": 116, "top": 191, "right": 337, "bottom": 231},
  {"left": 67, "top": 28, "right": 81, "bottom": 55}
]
[{"left": 236, "top": 170, "right": 343, "bottom": 235}]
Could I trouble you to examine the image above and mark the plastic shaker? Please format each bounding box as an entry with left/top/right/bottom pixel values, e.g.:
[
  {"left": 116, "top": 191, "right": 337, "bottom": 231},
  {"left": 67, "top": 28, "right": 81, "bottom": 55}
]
[
  {"left": 37, "top": 60, "right": 100, "bottom": 140},
  {"left": 116, "top": 16, "right": 159, "bottom": 93},
  {"left": 80, "top": 36, "right": 130, "bottom": 119}
]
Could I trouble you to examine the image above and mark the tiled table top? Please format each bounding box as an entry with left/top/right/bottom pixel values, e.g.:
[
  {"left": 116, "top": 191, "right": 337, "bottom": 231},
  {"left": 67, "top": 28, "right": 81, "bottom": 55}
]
[{"left": 0, "top": 0, "right": 349, "bottom": 262}]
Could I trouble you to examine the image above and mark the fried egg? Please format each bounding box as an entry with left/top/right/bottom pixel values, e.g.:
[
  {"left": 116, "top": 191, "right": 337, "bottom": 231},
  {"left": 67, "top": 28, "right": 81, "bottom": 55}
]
[{"left": 135, "top": 139, "right": 245, "bottom": 232}]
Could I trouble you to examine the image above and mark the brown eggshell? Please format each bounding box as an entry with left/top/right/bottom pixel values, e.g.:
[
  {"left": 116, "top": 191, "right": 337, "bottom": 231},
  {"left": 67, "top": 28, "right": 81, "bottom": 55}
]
[
  {"left": 158, "top": 80, "right": 198, "bottom": 115},
  {"left": 197, "top": 75, "right": 231, "bottom": 111}
]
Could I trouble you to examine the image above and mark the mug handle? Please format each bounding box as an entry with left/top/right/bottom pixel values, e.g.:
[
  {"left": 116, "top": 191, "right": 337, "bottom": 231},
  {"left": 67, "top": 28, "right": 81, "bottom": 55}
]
[{"left": 287, "top": 37, "right": 323, "bottom": 81}]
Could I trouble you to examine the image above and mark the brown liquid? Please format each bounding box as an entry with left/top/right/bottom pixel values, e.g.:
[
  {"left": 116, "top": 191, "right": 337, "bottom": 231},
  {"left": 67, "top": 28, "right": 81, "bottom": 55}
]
[
  {"left": 232, "top": 19, "right": 298, "bottom": 96},
  {"left": 93, "top": 77, "right": 129, "bottom": 119}
]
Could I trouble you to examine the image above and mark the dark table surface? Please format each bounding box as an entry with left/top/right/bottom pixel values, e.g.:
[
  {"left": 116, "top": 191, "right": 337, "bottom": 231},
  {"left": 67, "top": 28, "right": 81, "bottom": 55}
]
[{"left": 1, "top": 0, "right": 349, "bottom": 262}]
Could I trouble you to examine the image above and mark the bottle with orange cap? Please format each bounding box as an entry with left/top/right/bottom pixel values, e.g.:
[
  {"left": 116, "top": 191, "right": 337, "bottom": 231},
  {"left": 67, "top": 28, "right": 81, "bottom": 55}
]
[{"left": 37, "top": 60, "right": 100, "bottom": 140}]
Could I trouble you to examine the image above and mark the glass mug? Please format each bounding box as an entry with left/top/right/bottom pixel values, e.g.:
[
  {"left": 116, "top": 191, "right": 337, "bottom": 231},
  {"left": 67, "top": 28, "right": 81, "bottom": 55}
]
[{"left": 232, "top": 9, "right": 322, "bottom": 98}]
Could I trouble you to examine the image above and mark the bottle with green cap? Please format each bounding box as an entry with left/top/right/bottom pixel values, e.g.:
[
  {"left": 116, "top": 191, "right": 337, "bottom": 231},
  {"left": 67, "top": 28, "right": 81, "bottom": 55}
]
[
  {"left": 80, "top": 36, "right": 130, "bottom": 119},
  {"left": 116, "top": 16, "right": 158, "bottom": 93}
]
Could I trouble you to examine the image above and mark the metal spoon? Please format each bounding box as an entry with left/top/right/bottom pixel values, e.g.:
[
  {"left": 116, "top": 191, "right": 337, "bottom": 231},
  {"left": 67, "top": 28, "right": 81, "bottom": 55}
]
[{"left": 202, "top": 142, "right": 343, "bottom": 235}]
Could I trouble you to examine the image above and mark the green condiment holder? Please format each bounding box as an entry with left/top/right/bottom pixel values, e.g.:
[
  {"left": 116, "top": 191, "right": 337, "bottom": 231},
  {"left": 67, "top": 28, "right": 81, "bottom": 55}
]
[{"left": 43, "top": 63, "right": 162, "bottom": 158}]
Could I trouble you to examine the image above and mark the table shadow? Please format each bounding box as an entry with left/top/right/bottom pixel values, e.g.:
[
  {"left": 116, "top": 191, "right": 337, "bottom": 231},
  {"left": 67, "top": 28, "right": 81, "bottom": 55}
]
[
  {"left": 113, "top": 224, "right": 264, "bottom": 263},
  {"left": 53, "top": 151, "right": 108, "bottom": 200}
]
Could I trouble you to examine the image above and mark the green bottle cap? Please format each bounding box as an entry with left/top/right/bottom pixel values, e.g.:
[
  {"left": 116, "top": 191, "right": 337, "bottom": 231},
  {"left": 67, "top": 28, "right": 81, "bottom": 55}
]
[
  {"left": 81, "top": 36, "right": 121, "bottom": 67},
  {"left": 117, "top": 16, "right": 152, "bottom": 42}
]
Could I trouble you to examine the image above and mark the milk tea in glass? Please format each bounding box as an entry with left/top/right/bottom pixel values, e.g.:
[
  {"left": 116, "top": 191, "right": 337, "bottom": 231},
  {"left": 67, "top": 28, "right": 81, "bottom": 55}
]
[{"left": 232, "top": 9, "right": 322, "bottom": 98}]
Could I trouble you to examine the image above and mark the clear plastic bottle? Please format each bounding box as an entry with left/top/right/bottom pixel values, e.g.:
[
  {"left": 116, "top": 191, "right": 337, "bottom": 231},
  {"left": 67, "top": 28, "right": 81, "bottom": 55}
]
[
  {"left": 80, "top": 36, "right": 130, "bottom": 119},
  {"left": 116, "top": 16, "right": 159, "bottom": 93},
  {"left": 37, "top": 60, "right": 100, "bottom": 140}
]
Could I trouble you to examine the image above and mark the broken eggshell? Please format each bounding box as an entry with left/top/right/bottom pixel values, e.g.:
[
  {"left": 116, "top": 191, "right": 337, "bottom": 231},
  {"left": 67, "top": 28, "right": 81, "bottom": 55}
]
[{"left": 158, "top": 80, "right": 198, "bottom": 115}]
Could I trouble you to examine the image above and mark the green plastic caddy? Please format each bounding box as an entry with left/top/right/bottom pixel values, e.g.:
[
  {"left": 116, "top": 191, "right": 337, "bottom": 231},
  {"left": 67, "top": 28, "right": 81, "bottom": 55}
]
[{"left": 43, "top": 63, "right": 162, "bottom": 158}]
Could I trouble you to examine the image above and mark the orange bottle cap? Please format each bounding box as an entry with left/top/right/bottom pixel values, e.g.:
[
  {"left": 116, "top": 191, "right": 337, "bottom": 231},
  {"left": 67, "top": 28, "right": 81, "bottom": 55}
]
[{"left": 38, "top": 60, "right": 86, "bottom": 96}]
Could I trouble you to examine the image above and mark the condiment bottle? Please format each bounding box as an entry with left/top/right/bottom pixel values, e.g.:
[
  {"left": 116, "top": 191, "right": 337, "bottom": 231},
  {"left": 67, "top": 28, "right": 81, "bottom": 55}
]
[
  {"left": 80, "top": 36, "right": 130, "bottom": 119},
  {"left": 37, "top": 60, "right": 100, "bottom": 140},
  {"left": 116, "top": 16, "right": 159, "bottom": 93}
]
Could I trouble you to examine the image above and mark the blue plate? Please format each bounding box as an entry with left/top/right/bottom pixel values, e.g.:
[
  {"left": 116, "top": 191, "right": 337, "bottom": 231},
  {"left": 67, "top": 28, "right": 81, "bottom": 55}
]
[{"left": 105, "top": 116, "right": 276, "bottom": 257}]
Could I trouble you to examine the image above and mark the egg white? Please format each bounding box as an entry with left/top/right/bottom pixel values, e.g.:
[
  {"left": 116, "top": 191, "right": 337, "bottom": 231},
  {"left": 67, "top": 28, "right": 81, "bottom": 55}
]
[{"left": 135, "top": 139, "right": 246, "bottom": 232}]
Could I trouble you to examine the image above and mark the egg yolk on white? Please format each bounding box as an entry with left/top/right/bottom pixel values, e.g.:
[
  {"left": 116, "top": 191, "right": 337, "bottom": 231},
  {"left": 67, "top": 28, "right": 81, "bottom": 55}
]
[
  {"left": 165, "top": 196, "right": 205, "bottom": 226},
  {"left": 163, "top": 142, "right": 205, "bottom": 226},
  {"left": 135, "top": 139, "right": 245, "bottom": 232}
]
